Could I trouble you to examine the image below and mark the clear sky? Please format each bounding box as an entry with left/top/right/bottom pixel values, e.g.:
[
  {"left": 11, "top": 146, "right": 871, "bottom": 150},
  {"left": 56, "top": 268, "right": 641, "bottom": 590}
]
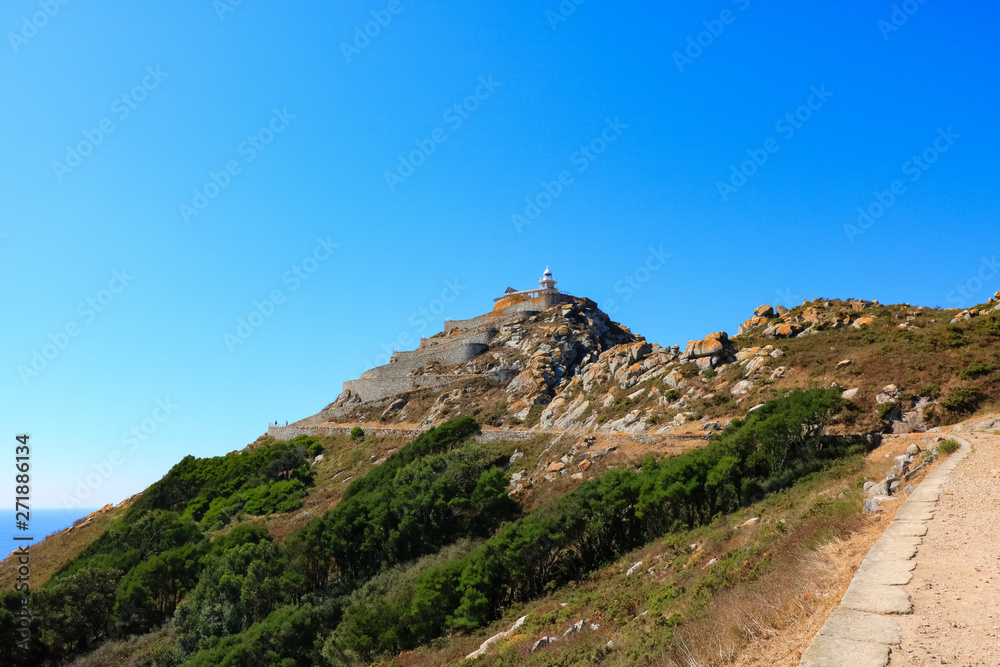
[{"left": 1, "top": 0, "right": 997, "bottom": 509}]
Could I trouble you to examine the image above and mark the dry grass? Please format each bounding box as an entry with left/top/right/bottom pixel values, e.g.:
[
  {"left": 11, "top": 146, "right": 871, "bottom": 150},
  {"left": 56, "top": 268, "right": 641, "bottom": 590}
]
[
  {"left": 386, "top": 431, "right": 962, "bottom": 667},
  {"left": 0, "top": 504, "right": 123, "bottom": 589},
  {"left": 662, "top": 518, "right": 880, "bottom": 667},
  {"left": 653, "top": 435, "right": 956, "bottom": 667}
]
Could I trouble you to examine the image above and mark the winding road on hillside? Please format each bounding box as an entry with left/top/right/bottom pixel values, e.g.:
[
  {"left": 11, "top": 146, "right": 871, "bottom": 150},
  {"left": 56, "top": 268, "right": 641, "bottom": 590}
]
[
  {"left": 887, "top": 428, "right": 1000, "bottom": 666},
  {"left": 801, "top": 424, "right": 1000, "bottom": 666}
]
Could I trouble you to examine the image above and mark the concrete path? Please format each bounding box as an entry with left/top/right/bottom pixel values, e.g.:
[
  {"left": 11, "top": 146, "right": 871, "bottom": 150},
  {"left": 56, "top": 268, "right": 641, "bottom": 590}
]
[{"left": 798, "top": 437, "right": 971, "bottom": 667}]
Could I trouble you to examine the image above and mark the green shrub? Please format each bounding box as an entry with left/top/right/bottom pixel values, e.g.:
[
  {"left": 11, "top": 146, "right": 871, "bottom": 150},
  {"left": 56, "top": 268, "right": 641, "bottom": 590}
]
[
  {"left": 938, "top": 439, "right": 960, "bottom": 455},
  {"left": 289, "top": 434, "right": 322, "bottom": 457},
  {"left": 941, "top": 386, "right": 984, "bottom": 414},
  {"left": 342, "top": 388, "right": 852, "bottom": 654},
  {"left": 703, "top": 368, "right": 717, "bottom": 378},
  {"left": 350, "top": 426, "right": 364, "bottom": 440},
  {"left": 975, "top": 315, "right": 1000, "bottom": 337},
  {"left": 662, "top": 389, "right": 680, "bottom": 402},
  {"left": 133, "top": 442, "right": 313, "bottom": 519},
  {"left": 285, "top": 418, "right": 506, "bottom": 590},
  {"left": 242, "top": 479, "right": 308, "bottom": 516},
  {"left": 677, "top": 362, "right": 700, "bottom": 378},
  {"left": 876, "top": 401, "right": 899, "bottom": 420},
  {"left": 612, "top": 400, "right": 632, "bottom": 415},
  {"left": 524, "top": 404, "right": 545, "bottom": 428},
  {"left": 920, "top": 383, "right": 942, "bottom": 400},
  {"left": 958, "top": 361, "right": 995, "bottom": 380}
]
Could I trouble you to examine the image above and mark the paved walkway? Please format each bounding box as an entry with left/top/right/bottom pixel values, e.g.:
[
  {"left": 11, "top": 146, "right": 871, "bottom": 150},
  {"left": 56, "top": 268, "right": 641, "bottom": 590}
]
[
  {"left": 888, "top": 430, "right": 1000, "bottom": 666},
  {"left": 799, "top": 436, "right": 972, "bottom": 667}
]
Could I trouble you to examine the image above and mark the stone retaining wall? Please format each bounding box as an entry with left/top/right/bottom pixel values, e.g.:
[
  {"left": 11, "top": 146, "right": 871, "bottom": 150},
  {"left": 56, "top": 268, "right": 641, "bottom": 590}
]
[
  {"left": 343, "top": 374, "right": 462, "bottom": 403},
  {"left": 267, "top": 424, "right": 538, "bottom": 443}
]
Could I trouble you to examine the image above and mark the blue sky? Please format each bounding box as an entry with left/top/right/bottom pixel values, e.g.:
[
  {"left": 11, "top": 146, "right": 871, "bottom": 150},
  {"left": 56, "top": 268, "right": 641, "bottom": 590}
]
[{"left": 1, "top": 0, "right": 997, "bottom": 509}]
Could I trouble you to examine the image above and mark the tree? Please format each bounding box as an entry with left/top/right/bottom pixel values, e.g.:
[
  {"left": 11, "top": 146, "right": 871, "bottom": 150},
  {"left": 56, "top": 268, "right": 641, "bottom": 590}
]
[
  {"left": 34, "top": 562, "right": 120, "bottom": 656},
  {"left": 175, "top": 540, "right": 289, "bottom": 653},
  {"left": 115, "top": 542, "right": 203, "bottom": 633}
]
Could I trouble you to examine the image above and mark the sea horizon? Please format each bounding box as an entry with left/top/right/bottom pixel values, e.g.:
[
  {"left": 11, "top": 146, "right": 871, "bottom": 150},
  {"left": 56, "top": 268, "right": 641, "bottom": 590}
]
[{"left": 0, "top": 508, "right": 99, "bottom": 559}]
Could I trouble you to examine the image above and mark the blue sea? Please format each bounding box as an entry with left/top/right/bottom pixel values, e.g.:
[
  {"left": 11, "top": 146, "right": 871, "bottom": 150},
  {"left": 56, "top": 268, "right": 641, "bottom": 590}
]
[{"left": 0, "top": 508, "right": 98, "bottom": 559}]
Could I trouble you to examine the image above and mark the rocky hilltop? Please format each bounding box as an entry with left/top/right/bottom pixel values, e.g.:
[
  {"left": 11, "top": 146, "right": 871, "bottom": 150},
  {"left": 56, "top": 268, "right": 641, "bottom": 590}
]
[
  {"left": 6, "top": 273, "right": 1000, "bottom": 667},
  {"left": 284, "top": 274, "right": 1000, "bottom": 439}
]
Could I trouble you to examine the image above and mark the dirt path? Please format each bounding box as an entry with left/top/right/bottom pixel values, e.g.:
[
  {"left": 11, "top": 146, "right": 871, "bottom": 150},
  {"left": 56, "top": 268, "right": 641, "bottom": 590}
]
[{"left": 887, "top": 430, "right": 1000, "bottom": 666}]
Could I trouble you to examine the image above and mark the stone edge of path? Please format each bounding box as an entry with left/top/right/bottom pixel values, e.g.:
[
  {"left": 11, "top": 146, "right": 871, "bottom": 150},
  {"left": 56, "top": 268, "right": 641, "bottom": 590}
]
[{"left": 798, "top": 436, "right": 971, "bottom": 667}]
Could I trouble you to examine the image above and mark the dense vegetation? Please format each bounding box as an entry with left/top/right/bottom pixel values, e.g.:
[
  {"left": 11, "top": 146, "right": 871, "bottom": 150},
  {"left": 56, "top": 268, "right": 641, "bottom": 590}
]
[
  {"left": 322, "top": 387, "right": 853, "bottom": 660},
  {"left": 0, "top": 438, "right": 321, "bottom": 664},
  {"left": 1, "top": 388, "right": 869, "bottom": 665}
]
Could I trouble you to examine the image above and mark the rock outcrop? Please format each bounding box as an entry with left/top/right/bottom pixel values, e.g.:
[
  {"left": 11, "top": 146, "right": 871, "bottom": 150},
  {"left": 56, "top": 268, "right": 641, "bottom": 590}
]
[{"left": 736, "top": 298, "right": 883, "bottom": 340}]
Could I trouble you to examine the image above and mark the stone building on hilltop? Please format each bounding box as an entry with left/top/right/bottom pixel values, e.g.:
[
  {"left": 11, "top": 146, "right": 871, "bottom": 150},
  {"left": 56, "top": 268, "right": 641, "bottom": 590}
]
[{"left": 338, "top": 267, "right": 574, "bottom": 404}]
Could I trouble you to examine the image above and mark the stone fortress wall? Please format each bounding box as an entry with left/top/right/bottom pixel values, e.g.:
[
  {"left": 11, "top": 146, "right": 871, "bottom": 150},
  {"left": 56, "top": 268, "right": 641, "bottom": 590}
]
[
  {"left": 267, "top": 423, "right": 538, "bottom": 442},
  {"left": 337, "top": 270, "right": 574, "bottom": 405}
]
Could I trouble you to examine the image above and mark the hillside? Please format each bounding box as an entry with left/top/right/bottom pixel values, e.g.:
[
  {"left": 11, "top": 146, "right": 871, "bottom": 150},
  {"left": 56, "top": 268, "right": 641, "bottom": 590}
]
[
  {"left": 286, "top": 282, "right": 1000, "bottom": 439},
  {"left": 2, "top": 284, "right": 999, "bottom": 667}
]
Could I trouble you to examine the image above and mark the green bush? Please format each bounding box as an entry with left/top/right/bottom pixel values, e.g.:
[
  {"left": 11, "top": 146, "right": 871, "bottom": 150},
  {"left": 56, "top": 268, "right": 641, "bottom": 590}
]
[
  {"left": 332, "top": 388, "right": 855, "bottom": 658},
  {"left": 920, "top": 383, "right": 942, "bottom": 400},
  {"left": 175, "top": 540, "right": 291, "bottom": 653},
  {"left": 350, "top": 426, "right": 364, "bottom": 440},
  {"left": 523, "top": 404, "right": 545, "bottom": 428},
  {"left": 242, "top": 479, "right": 308, "bottom": 516},
  {"left": 941, "top": 386, "right": 984, "bottom": 414},
  {"left": 32, "top": 562, "right": 120, "bottom": 657},
  {"left": 134, "top": 442, "right": 313, "bottom": 520},
  {"left": 285, "top": 417, "right": 503, "bottom": 590},
  {"left": 958, "top": 361, "right": 995, "bottom": 380},
  {"left": 182, "top": 604, "right": 325, "bottom": 667},
  {"left": 938, "top": 439, "right": 961, "bottom": 455},
  {"left": 677, "top": 362, "right": 700, "bottom": 378},
  {"left": 877, "top": 401, "right": 899, "bottom": 420},
  {"left": 975, "top": 315, "right": 1000, "bottom": 337}
]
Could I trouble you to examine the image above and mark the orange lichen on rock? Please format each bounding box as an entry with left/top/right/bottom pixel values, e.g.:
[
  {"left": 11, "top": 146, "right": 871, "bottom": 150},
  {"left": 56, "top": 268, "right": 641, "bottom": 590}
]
[{"left": 684, "top": 331, "right": 729, "bottom": 358}]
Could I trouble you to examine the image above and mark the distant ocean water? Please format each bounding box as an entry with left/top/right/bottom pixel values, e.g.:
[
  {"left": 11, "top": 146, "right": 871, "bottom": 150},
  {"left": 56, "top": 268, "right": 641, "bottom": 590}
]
[{"left": 0, "top": 508, "right": 98, "bottom": 558}]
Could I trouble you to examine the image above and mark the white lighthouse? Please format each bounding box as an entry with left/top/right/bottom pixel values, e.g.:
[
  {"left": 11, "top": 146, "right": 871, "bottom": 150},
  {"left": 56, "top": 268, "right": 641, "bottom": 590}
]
[{"left": 539, "top": 266, "right": 557, "bottom": 292}]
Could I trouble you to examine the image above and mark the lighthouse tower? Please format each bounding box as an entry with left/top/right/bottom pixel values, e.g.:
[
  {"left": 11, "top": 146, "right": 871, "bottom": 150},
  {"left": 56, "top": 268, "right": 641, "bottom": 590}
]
[{"left": 539, "top": 266, "right": 557, "bottom": 292}]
